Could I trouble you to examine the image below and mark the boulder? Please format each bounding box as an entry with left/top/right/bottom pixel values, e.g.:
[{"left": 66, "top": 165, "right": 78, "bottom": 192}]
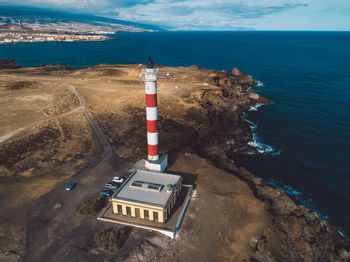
[
  {"left": 239, "top": 75, "right": 256, "bottom": 85},
  {"left": 249, "top": 92, "right": 260, "bottom": 100},
  {"left": 231, "top": 68, "right": 245, "bottom": 77}
]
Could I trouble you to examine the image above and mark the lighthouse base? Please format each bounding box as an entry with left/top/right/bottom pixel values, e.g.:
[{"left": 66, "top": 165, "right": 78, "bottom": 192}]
[{"left": 145, "top": 154, "right": 168, "bottom": 173}]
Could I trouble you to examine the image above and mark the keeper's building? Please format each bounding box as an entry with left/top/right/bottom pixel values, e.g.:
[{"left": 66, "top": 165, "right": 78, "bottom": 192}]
[{"left": 111, "top": 170, "right": 182, "bottom": 223}]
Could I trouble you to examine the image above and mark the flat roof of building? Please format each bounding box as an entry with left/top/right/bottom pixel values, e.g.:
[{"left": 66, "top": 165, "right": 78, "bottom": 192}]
[{"left": 113, "top": 170, "right": 182, "bottom": 207}]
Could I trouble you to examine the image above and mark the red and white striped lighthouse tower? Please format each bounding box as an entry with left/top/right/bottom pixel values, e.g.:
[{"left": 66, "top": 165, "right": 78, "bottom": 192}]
[
  {"left": 143, "top": 57, "right": 159, "bottom": 161},
  {"left": 141, "top": 57, "right": 168, "bottom": 172}
]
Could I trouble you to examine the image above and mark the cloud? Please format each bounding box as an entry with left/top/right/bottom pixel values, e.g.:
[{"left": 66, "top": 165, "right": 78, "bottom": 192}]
[
  {"left": 0, "top": 0, "right": 112, "bottom": 12},
  {"left": 0, "top": 0, "right": 310, "bottom": 30},
  {"left": 109, "top": 1, "right": 309, "bottom": 30}
]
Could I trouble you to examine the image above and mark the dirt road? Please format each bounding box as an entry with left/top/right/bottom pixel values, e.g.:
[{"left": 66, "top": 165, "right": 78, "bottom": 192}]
[{"left": 21, "top": 80, "right": 130, "bottom": 261}]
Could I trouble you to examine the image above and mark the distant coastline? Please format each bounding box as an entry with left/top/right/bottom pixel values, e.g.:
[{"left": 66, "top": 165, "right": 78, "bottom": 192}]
[
  {"left": 0, "top": 31, "right": 114, "bottom": 45},
  {"left": 0, "top": 9, "right": 158, "bottom": 45}
]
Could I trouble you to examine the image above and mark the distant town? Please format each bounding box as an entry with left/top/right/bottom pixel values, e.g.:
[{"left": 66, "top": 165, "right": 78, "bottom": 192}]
[
  {"left": 0, "top": 31, "right": 112, "bottom": 44},
  {"left": 0, "top": 21, "right": 154, "bottom": 44}
]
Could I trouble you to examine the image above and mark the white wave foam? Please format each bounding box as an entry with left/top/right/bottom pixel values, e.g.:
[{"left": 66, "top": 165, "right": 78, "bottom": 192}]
[
  {"left": 338, "top": 228, "right": 346, "bottom": 238},
  {"left": 242, "top": 114, "right": 257, "bottom": 130},
  {"left": 256, "top": 80, "right": 264, "bottom": 87},
  {"left": 243, "top": 114, "right": 278, "bottom": 154},
  {"left": 247, "top": 132, "right": 274, "bottom": 154},
  {"left": 267, "top": 180, "right": 302, "bottom": 196},
  {"left": 242, "top": 96, "right": 279, "bottom": 155},
  {"left": 249, "top": 103, "right": 264, "bottom": 111},
  {"left": 250, "top": 80, "right": 264, "bottom": 93}
]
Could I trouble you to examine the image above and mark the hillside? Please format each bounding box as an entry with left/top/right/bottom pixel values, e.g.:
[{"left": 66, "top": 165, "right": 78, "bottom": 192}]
[{"left": 0, "top": 6, "right": 163, "bottom": 33}]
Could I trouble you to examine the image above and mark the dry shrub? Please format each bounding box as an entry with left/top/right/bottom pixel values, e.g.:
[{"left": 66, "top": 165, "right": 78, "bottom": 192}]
[
  {"left": 94, "top": 228, "right": 128, "bottom": 254},
  {"left": 76, "top": 196, "right": 106, "bottom": 216},
  {"left": 7, "top": 81, "right": 34, "bottom": 90}
]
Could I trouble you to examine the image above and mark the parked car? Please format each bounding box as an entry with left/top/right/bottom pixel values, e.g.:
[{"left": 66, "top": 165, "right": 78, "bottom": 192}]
[
  {"left": 112, "top": 176, "right": 124, "bottom": 183},
  {"left": 100, "top": 190, "right": 114, "bottom": 196},
  {"left": 105, "top": 182, "right": 118, "bottom": 190},
  {"left": 66, "top": 182, "right": 77, "bottom": 191}
]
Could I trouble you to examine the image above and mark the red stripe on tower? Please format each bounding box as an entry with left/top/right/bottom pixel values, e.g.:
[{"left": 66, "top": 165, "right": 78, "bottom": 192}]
[
  {"left": 146, "top": 94, "right": 157, "bottom": 107},
  {"left": 148, "top": 144, "right": 159, "bottom": 156},
  {"left": 147, "top": 120, "right": 158, "bottom": 133}
]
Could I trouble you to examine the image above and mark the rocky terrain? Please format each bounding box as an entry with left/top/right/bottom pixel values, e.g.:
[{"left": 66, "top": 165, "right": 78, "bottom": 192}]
[
  {"left": 0, "top": 59, "right": 20, "bottom": 69},
  {"left": 0, "top": 62, "right": 349, "bottom": 261}
]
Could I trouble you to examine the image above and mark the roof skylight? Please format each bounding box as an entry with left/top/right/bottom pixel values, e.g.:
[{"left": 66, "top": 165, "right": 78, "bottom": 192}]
[{"left": 130, "top": 181, "right": 163, "bottom": 192}]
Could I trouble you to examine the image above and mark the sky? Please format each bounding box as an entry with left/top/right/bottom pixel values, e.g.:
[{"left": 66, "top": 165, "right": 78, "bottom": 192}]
[{"left": 0, "top": 0, "right": 349, "bottom": 31}]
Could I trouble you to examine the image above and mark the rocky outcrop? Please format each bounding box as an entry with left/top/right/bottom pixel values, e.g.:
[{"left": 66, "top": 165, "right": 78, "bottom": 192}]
[
  {"left": 190, "top": 87, "right": 253, "bottom": 160},
  {"left": 231, "top": 67, "right": 245, "bottom": 77},
  {"left": 239, "top": 167, "right": 350, "bottom": 262},
  {"left": 208, "top": 68, "right": 270, "bottom": 109},
  {"left": 0, "top": 59, "right": 20, "bottom": 69},
  {"left": 189, "top": 67, "right": 270, "bottom": 159}
]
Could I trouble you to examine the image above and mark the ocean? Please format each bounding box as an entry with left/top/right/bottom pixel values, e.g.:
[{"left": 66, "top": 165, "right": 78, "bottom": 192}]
[{"left": 1, "top": 31, "right": 350, "bottom": 236}]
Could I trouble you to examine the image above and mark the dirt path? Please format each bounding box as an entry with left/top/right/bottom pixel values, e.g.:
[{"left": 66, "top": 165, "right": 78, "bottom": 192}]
[{"left": 65, "top": 83, "right": 113, "bottom": 158}]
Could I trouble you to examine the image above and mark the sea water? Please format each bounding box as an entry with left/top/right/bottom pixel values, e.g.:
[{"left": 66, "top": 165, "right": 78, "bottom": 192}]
[{"left": 1, "top": 31, "right": 350, "bottom": 236}]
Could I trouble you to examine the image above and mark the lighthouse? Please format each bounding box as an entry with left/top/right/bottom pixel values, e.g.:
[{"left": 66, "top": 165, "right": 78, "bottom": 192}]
[{"left": 141, "top": 57, "right": 168, "bottom": 172}]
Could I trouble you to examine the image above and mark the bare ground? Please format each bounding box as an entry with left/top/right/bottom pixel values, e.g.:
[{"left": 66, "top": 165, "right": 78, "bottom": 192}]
[{"left": 168, "top": 153, "right": 271, "bottom": 261}]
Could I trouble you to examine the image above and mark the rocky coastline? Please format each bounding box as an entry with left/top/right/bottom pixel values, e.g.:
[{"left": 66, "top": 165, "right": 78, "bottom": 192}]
[{"left": 185, "top": 67, "right": 350, "bottom": 261}]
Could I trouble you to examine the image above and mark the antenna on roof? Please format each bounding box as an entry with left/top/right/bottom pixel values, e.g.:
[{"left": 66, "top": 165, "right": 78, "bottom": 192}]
[{"left": 146, "top": 57, "right": 155, "bottom": 69}]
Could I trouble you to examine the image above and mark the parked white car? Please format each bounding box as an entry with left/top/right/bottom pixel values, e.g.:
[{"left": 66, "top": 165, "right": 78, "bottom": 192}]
[{"left": 112, "top": 176, "right": 124, "bottom": 183}]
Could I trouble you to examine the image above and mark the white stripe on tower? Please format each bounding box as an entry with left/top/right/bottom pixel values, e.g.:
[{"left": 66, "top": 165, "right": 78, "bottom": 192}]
[
  {"left": 141, "top": 61, "right": 159, "bottom": 161},
  {"left": 146, "top": 107, "right": 158, "bottom": 120},
  {"left": 147, "top": 132, "right": 159, "bottom": 145}
]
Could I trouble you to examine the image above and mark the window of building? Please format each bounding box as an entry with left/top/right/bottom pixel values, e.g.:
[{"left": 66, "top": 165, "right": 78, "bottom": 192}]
[
  {"left": 153, "top": 211, "right": 158, "bottom": 222},
  {"left": 144, "top": 209, "right": 149, "bottom": 219},
  {"left": 126, "top": 206, "right": 131, "bottom": 216},
  {"left": 117, "top": 204, "right": 123, "bottom": 214},
  {"left": 135, "top": 208, "right": 140, "bottom": 218}
]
